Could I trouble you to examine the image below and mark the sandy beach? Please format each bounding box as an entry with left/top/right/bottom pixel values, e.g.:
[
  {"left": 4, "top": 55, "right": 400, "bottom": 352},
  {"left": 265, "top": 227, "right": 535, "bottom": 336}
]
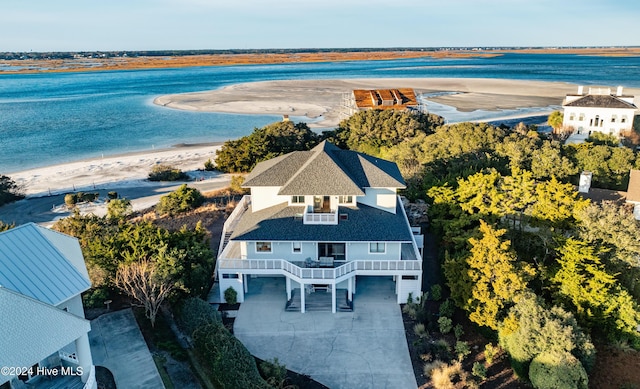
[{"left": 8, "top": 77, "right": 640, "bottom": 201}]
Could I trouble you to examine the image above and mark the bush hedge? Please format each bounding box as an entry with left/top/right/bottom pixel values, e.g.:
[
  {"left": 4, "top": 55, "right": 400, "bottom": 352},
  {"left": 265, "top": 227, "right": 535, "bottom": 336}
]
[
  {"left": 156, "top": 184, "right": 204, "bottom": 216},
  {"left": 148, "top": 164, "right": 189, "bottom": 181}
]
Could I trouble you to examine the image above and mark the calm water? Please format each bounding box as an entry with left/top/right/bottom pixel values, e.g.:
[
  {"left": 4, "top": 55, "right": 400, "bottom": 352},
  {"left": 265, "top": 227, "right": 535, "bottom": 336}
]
[{"left": 1, "top": 53, "right": 640, "bottom": 172}]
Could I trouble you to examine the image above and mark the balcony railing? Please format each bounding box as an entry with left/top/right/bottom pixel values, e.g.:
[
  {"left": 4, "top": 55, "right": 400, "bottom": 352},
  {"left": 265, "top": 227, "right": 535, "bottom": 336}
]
[
  {"left": 218, "top": 258, "right": 421, "bottom": 282},
  {"left": 303, "top": 205, "right": 338, "bottom": 225}
]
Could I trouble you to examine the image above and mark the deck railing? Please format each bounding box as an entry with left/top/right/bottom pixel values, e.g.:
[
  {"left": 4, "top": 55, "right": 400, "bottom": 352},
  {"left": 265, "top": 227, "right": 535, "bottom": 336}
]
[
  {"left": 303, "top": 205, "right": 338, "bottom": 225},
  {"left": 83, "top": 365, "right": 96, "bottom": 389},
  {"left": 218, "top": 258, "right": 421, "bottom": 281}
]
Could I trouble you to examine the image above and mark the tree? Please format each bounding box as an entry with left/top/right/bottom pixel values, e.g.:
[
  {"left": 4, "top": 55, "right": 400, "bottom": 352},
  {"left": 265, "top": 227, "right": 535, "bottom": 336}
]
[
  {"left": 0, "top": 175, "right": 24, "bottom": 206},
  {"left": 530, "top": 141, "right": 577, "bottom": 181},
  {"left": 107, "top": 198, "right": 132, "bottom": 219},
  {"left": 547, "top": 111, "right": 564, "bottom": 132},
  {"left": 115, "top": 260, "right": 174, "bottom": 327},
  {"left": 215, "top": 120, "right": 319, "bottom": 173},
  {"left": 156, "top": 184, "right": 204, "bottom": 216},
  {"left": 451, "top": 220, "right": 534, "bottom": 330},
  {"left": 530, "top": 177, "right": 589, "bottom": 228}
]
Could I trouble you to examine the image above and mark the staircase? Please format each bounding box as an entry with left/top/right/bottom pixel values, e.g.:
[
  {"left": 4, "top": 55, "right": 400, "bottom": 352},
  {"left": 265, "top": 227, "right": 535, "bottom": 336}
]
[
  {"left": 285, "top": 289, "right": 353, "bottom": 312},
  {"left": 221, "top": 231, "right": 232, "bottom": 252}
]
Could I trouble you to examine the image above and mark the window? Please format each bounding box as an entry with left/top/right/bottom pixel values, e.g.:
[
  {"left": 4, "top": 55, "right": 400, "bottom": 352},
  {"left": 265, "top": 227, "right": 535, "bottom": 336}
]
[
  {"left": 292, "top": 242, "right": 301, "bottom": 253},
  {"left": 622, "top": 116, "right": 627, "bottom": 123},
  {"left": 569, "top": 113, "right": 575, "bottom": 121},
  {"left": 222, "top": 273, "right": 239, "bottom": 279},
  {"left": 338, "top": 195, "right": 353, "bottom": 204},
  {"left": 291, "top": 195, "right": 305, "bottom": 204},
  {"left": 256, "top": 242, "right": 272, "bottom": 253},
  {"left": 611, "top": 115, "right": 617, "bottom": 123},
  {"left": 579, "top": 113, "right": 584, "bottom": 121},
  {"left": 369, "top": 242, "right": 386, "bottom": 253}
]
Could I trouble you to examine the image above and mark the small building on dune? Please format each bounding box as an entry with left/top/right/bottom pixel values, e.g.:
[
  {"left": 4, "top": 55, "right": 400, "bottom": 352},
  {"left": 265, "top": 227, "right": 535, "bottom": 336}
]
[
  {"left": 343, "top": 88, "right": 423, "bottom": 116},
  {"left": 562, "top": 86, "right": 638, "bottom": 143}
]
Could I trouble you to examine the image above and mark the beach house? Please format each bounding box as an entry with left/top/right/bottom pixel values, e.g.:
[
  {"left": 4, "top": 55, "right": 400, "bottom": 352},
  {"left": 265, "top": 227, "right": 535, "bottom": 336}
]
[
  {"left": 216, "top": 141, "right": 423, "bottom": 313},
  {"left": 562, "top": 86, "right": 638, "bottom": 143},
  {"left": 0, "top": 223, "right": 96, "bottom": 389}
]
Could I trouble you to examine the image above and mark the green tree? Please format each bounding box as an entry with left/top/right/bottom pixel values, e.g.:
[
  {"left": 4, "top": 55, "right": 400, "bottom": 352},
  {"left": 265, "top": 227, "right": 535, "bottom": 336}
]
[
  {"left": 0, "top": 175, "right": 23, "bottom": 206},
  {"left": 156, "top": 184, "right": 204, "bottom": 216},
  {"left": 530, "top": 177, "right": 589, "bottom": 228},
  {"left": 529, "top": 352, "right": 588, "bottom": 389},
  {"left": 215, "top": 120, "right": 319, "bottom": 173},
  {"left": 450, "top": 220, "right": 534, "bottom": 330},
  {"left": 530, "top": 141, "right": 577, "bottom": 181},
  {"left": 547, "top": 111, "right": 564, "bottom": 132}
]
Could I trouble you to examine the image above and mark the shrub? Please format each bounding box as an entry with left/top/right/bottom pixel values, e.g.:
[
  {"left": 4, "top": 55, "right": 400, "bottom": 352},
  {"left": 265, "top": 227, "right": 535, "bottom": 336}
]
[
  {"left": 529, "top": 352, "right": 588, "bottom": 389},
  {"left": 259, "top": 358, "right": 287, "bottom": 386},
  {"left": 156, "top": 184, "right": 204, "bottom": 216},
  {"left": 430, "top": 284, "right": 443, "bottom": 301},
  {"left": 0, "top": 175, "right": 24, "bottom": 206},
  {"left": 107, "top": 191, "right": 118, "bottom": 200},
  {"left": 423, "top": 359, "right": 446, "bottom": 377},
  {"left": 453, "top": 324, "right": 464, "bottom": 340},
  {"left": 230, "top": 175, "right": 247, "bottom": 193},
  {"left": 472, "top": 362, "right": 487, "bottom": 381},
  {"left": 429, "top": 339, "right": 452, "bottom": 361},
  {"left": 455, "top": 341, "right": 471, "bottom": 361},
  {"left": 431, "top": 361, "right": 478, "bottom": 389},
  {"left": 192, "top": 322, "right": 270, "bottom": 389},
  {"left": 178, "top": 297, "right": 221, "bottom": 337},
  {"left": 414, "top": 323, "right": 429, "bottom": 339},
  {"left": 439, "top": 299, "right": 455, "bottom": 317},
  {"left": 107, "top": 198, "right": 132, "bottom": 219},
  {"left": 204, "top": 159, "right": 215, "bottom": 171},
  {"left": 438, "top": 316, "right": 453, "bottom": 334},
  {"left": 484, "top": 343, "right": 497, "bottom": 365},
  {"left": 82, "top": 287, "right": 109, "bottom": 308},
  {"left": 148, "top": 164, "right": 189, "bottom": 181},
  {"left": 224, "top": 286, "right": 238, "bottom": 305},
  {"left": 64, "top": 193, "right": 78, "bottom": 207}
]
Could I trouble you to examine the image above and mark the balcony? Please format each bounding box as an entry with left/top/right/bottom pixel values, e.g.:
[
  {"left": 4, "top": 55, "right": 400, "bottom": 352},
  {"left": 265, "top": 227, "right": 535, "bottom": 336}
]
[{"left": 303, "top": 205, "right": 337, "bottom": 225}]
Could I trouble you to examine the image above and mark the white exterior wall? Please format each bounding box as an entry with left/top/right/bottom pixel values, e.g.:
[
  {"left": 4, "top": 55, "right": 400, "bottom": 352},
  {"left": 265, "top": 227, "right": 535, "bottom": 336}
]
[
  {"left": 358, "top": 188, "right": 397, "bottom": 213},
  {"left": 563, "top": 106, "right": 636, "bottom": 136},
  {"left": 250, "top": 186, "right": 288, "bottom": 212},
  {"left": 346, "top": 242, "right": 401, "bottom": 261},
  {"left": 56, "top": 294, "right": 85, "bottom": 318},
  {"left": 396, "top": 277, "right": 421, "bottom": 304},
  {"left": 246, "top": 241, "right": 316, "bottom": 261},
  {"left": 219, "top": 274, "right": 245, "bottom": 303}
]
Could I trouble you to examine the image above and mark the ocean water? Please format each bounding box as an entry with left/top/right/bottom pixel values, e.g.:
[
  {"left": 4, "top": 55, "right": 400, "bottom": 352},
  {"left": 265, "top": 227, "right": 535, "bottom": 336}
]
[{"left": 1, "top": 53, "right": 640, "bottom": 173}]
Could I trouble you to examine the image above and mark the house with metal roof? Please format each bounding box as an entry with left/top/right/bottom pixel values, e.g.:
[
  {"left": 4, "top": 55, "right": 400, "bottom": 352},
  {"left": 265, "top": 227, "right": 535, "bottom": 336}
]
[
  {"left": 562, "top": 86, "right": 638, "bottom": 143},
  {"left": 216, "top": 141, "right": 423, "bottom": 313},
  {"left": 0, "top": 223, "right": 96, "bottom": 389}
]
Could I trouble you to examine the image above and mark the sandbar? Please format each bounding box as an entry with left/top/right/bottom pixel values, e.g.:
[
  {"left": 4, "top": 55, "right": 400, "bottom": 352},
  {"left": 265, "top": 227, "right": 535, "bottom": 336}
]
[{"left": 155, "top": 78, "right": 637, "bottom": 128}]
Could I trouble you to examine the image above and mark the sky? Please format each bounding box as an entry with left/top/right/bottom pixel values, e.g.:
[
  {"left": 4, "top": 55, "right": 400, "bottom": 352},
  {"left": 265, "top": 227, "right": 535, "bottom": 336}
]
[{"left": 2, "top": 0, "right": 640, "bottom": 52}]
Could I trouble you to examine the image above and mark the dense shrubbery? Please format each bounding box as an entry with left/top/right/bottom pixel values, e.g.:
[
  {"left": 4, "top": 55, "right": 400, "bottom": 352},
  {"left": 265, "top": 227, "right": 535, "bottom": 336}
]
[
  {"left": 529, "top": 352, "right": 588, "bottom": 389},
  {"left": 215, "top": 120, "right": 320, "bottom": 173},
  {"left": 156, "top": 184, "right": 204, "bottom": 216},
  {"left": 148, "top": 164, "right": 189, "bottom": 181},
  {"left": 193, "top": 322, "right": 271, "bottom": 389},
  {"left": 64, "top": 192, "right": 100, "bottom": 207},
  {"left": 177, "top": 297, "right": 221, "bottom": 337},
  {"left": 0, "top": 175, "right": 23, "bottom": 206}
]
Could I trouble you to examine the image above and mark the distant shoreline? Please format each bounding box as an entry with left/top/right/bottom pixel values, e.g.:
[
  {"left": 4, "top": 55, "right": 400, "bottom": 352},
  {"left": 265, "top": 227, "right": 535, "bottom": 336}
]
[{"left": 2, "top": 47, "right": 640, "bottom": 75}]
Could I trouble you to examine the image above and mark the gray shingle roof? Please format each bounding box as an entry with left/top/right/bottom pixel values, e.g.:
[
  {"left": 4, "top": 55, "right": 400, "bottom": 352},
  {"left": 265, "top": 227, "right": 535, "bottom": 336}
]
[
  {"left": 230, "top": 198, "right": 413, "bottom": 242},
  {"left": 243, "top": 141, "right": 405, "bottom": 195},
  {"left": 0, "top": 287, "right": 90, "bottom": 371},
  {"left": 0, "top": 223, "right": 91, "bottom": 306},
  {"left": 564, "top": 95, "right": 637, "bottom": 109}
]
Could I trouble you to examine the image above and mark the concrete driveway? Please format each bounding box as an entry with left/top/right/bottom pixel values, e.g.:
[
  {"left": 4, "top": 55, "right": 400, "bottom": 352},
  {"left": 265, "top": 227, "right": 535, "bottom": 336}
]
[
  {"left": 234, "top": 276, "right": 417, "bottom": 389},
  {"left": 89, "top": 309, "right": 165, "bottom": 389}
]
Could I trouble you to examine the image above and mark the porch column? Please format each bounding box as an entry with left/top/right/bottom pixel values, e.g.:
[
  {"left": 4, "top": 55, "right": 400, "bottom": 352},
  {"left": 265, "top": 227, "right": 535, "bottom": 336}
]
[
  {"left": 286, "top": 277, "right": 292, "bottom": 300},
  {"left": 243, "top": 274, "right": 248, "bottom": 294},
  {"left": 75, "top": 333, "right": 95, "bottom": 388},
  {"left": 331, "top": 283, "right": 336, "bottom": 313},
  {"left": 300, "top": 282, "right": 306, "bottom": 313},
  {"left": 347, "top": 277, "right": 353, "bottom": 301}
]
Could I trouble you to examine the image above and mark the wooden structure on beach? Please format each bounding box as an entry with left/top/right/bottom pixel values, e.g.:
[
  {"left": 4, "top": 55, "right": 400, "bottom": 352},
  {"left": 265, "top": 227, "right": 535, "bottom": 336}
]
[{"left": 341, "top": 88, "right": 425, "bottom": 117}]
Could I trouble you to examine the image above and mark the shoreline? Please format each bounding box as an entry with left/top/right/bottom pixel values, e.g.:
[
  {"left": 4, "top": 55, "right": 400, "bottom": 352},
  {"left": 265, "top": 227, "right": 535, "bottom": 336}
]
[{"left": 7, "top": 77, "right": 640, "bottom": 200}]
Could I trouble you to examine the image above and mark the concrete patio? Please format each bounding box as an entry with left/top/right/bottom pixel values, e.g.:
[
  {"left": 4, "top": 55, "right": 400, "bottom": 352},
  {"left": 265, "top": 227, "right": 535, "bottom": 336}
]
[{"left": 234, "top": 276, "right": 417, "bottom": 389}]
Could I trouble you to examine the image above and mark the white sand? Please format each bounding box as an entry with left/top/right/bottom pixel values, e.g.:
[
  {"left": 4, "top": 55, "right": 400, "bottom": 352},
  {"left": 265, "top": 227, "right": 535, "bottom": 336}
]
[{"left": 11, "top": 144, "right": 221, "bottom": 197}]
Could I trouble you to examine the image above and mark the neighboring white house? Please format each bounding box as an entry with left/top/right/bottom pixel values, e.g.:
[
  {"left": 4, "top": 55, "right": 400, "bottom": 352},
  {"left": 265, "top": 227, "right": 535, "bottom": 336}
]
[
  {"left": 0, "top": 223, "right": 96, "bottom": 389},
  {"left": 562, "top": 85, "right": 638, "bottom": 143},
  {"left": 216, "top": 141, "right": 423, "bottom": 313}
]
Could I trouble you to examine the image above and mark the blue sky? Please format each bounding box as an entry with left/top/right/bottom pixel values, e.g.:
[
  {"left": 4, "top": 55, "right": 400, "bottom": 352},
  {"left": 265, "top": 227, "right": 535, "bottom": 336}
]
[{"left": 2, "top": 0, "right": 639, "bottom": 52}]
